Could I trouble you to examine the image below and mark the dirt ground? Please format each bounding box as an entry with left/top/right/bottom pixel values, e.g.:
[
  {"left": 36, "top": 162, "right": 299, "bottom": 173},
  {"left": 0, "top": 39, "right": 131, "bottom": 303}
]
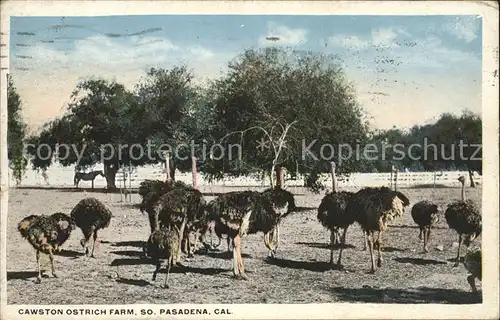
[{"left": 6, "top": 185, "right": 482, "bottom": 304}]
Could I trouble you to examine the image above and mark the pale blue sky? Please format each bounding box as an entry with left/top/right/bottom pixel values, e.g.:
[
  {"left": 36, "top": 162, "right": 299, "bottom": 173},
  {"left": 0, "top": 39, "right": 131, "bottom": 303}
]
[{"left": 9, "top": 15, "right": 482, "bottom": 131}]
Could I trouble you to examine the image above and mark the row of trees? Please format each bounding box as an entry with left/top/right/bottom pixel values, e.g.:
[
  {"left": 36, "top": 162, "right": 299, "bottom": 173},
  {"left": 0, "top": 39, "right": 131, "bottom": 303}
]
[{"left": 7, "top": 47, "right": 482, "bottom": 189}]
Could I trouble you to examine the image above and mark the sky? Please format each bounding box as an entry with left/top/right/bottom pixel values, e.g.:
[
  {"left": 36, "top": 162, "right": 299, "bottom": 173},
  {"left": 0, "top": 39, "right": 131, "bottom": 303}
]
[{"left": 8, "top": 15, "right": 482, "bottom": 133}]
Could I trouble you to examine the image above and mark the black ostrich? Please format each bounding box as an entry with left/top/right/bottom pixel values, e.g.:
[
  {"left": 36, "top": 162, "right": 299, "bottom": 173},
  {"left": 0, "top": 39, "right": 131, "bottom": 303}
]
[
  {"left": 144, "top": 227, "right": 180, "bottom": 289},
  {"left": 463, "top": 246, "right": 481, "bottom": 293},
  {"left": 346, "top": 186, "right": 410, "bottom": 273},
  {"left": 317, "top": 162, "right": 355, "bottom": 266},
  {"left": 411, "top": 200, "right": 440, "bottom": 253},
  {"left": 70, "top": 197, "right": 113, "bottom": 257},
  {"left": 18, "top": 212, "right": 75, "bottom": 283},
  {"left": 259, "top": 186, "right": 297, "bottom": 257},
  {"left": 139, "top": 179, "right": 194, "bottom": 233},
  {"left": 205, "top": 189, "right": 293, "bottom": 279},
  {"left": 445, "top": 176, "right": 482, "bottom": 267},
  {"left": 156, "top": 188, "right": 206, "bottom": 263}
]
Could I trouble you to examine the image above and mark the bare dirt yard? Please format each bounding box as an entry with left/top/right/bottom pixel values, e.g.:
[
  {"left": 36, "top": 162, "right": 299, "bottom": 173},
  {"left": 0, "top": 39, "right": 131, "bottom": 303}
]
[{"left": 6, "top": 185, "right": 482, "bottom": 304}]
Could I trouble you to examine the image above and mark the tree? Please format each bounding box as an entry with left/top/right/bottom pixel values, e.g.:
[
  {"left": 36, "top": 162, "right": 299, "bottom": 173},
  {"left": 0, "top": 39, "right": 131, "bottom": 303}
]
[
  {"left": 28, "top": 79, "right": 140, "bottom": 189},
  {"left": 7, "top": 74, "right": 28, "bottom": 185},
  {"left": 28, "top": 67, "right": 198, "bottom": 189},
  {"left": 134, "top": 66, "right": 199, "bottom": 180},
  {"left": 201, "top": 47, "right": 369, "bottom": 189},
  {"left": 403, "top": 111, "right": 482, "bottom": 186}
]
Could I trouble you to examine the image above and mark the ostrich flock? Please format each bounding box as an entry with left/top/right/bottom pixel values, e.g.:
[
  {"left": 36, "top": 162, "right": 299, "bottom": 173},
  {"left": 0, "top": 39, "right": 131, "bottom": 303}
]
[{"left": 17, "top": 163, "right": 482, "bottom": 294}]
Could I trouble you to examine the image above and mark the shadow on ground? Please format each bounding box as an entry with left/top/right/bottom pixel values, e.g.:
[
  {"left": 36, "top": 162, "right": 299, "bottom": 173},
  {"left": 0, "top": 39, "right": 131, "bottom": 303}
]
[
  {"left": 328, "top": 286, "right": 481, "bottom": 304},
  {"left": 55, "top": 249, "right": 83, "bottom": 257},
  {"left": 111, "top": 241, "right": 145, "bottom": 248},
  {"left": 7, "top": 271, "right": 39, "bottom": 281},
  {"left": 296, "top": 242, "right": 356, "bottom": 250},
  {"left": 111, "top": 250, "right": 144, "bottom": 257},
  {"left": 394, "top": 257, "right": 448, "bottom": 265},
  {"left": 114, "top": 277, "right": 152, "bottom": 287},
  {"left": 265, "top": 257, "right": 336, "bottom": 272},
  {"left": 196, "top": 250, "right": 251, "bottom": 260}
]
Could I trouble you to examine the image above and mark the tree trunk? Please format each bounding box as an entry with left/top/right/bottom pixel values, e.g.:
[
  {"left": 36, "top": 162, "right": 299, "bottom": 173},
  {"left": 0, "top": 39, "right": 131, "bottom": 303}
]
[
  {"left": 468, "top": 169, "right": 476, "bottom": 188},
  {"left": 170, "top": 164, "right": 176, "bottom": 182},
  {"left": 275, "top": 166, "right": 284, "bottom": 189},
  {"left": 103, "top": 162, "right": 118, "bottom": 190}
]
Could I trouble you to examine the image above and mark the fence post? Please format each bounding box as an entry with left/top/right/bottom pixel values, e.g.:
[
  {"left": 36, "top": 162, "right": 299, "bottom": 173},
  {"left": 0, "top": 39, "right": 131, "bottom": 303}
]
[
  {"left": 192, "top": 156, "right": 198, "bottom": 190},
  {"left": 390, "top": 165, "right": 394, "bottom": 189},
  {"left": 128, "top": 161, "right": 132, "bottom": 202},
  {"left": 394, "top": 167, "right": 398, "bottom": 192},
  {"left": 163, "top": 151, "right": 171, "bottom": 183}
]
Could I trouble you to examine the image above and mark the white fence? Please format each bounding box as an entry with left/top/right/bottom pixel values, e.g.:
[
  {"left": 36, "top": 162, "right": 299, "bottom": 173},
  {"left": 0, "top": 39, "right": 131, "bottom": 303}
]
[{"left": 7, "top": 163, "right": 481, "bottom": 189}]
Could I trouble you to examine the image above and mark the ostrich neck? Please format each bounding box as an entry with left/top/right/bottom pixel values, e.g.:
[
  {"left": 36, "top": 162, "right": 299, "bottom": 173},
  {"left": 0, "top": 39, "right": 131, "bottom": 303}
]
[
  {"left": 461, "top": 183, "right": 466, "bottom": 201},
  {"left": 332, "top": 172, "right": 338, "bottom": 193}
]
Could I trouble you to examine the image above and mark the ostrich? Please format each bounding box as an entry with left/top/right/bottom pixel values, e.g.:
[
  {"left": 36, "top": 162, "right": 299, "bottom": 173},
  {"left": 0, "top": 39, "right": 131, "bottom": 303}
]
[
  {"left": 346, "top": 186, "right": 410, "bottom": 272},
  {"left": 463, "top": 246, "right": 481, "bottom": 293},
  {"left": 205, "top": 189, "right": 294, "bottom": 279},
  {"left": 18, "top": 212, "right": 75, "bottom": 283},
  {"left": 445, "top": 176, "right": 482, "bottom": 267},
  {"left": 144, "top": 227, "right": 180, "bottom": 289},
  {"left": 411, "top": 200, "right": 440, "bottom": 253},
  {"left": 317, "top": 162, "right": 355, "bottom": 266},
  {"left": 139, "top": 179, "right": 193, "bottom": 233},
  {"left": 259, "top": 186, "right": 297, "bottom": 257},
  {"left": 156, "top": 188, "right": 206, "bottom": 263},
  {"left": 70, "top": 197, "right": 113, "bottom": 257}
]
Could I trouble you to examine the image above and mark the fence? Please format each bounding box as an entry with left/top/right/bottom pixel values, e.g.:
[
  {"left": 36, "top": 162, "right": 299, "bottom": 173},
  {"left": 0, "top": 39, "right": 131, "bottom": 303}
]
[{"left": 7, "top": 163, "right": 481, "bottom": 190}]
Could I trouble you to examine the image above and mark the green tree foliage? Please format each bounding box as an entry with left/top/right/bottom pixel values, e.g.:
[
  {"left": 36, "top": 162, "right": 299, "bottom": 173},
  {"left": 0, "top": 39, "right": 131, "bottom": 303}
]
[
  {"left": 200, "top": 47, "right": 369, "bottom": 187},
  {"left": 28, "top": 79, "right": 140, "bottom": 189},
  {"left": 134, "top": 66, "right": 199, "bottom": 179},
  {"left": 7, "top": 75, "right": 28, "bottom": 185}
]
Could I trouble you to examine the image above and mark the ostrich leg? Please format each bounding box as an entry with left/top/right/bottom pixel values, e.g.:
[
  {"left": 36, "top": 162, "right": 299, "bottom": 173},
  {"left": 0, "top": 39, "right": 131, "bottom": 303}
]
[
  {"left": 163, "top": 256, "right": 173, "bottom": 289},
  {"left": 233, "top": 235, "right": 246, "bottom": 280},
  {"left": 467, "top": 275, "right": 478, "bottom": 293},
  {"left": 337, "top": 227, "right": 348, "bottom": 267},
  {"left": 423, "top": 228, "right": 430, "bottom": 253},
  {"left": 329, "top": 230, "right": 335, "bottom": 264},
  {"left": 454, "top": 234, "right": 463, "bottom": 267},
  {"left": 363, "top": 231, "right": 368, "bottom": 251},
  {"left": 147, "top": 210, "right": 158, "bottom": 233},
  {"left": 48, "top": 248, "right": 58, "bottom": 278},
  {"left": 366, "top": 231, "right": 376, "bottom": 273},
  {"left": 176, "top": 218, "right": 187, "bottom": 264},
  {"left": 272, "top": 224, "right": 280, "bottom": 257},
  {"left": 90, "top": 230, "right": 98, "bottom": 258},
  {"left": 418, "top": 229, "right": 423, "bottom": 240},
  {"left": 375, "top": 231, "right": 383, "bottom": 267},
  {"left": 35, "top": 250, "right": 42, "bottom": 284},
  {"left": 152, "top": 261, "right": 161, "bottom": 281}
]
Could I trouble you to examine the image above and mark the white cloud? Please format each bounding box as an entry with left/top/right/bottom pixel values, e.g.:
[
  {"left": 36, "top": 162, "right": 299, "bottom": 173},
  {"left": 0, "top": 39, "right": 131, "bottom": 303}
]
[
  {"left": 258, "top": 22, "right": 308, "bottom": 47},
  {"left": 328, "top": 35, "right": 370, "bottom": 50},
  {"left": 443, "top": 15, "right": 480, "bottom": 43},
  {"left": 11, "top": 35, "right": 232, "bottom": 130},
  {"left": 371, "top": 27, "right": 398, "bottom": 46}
]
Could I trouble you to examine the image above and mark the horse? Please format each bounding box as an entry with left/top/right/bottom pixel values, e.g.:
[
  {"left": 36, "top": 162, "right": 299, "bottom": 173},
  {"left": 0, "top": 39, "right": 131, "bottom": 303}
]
[{"left": 74, "top": 170, "right": 106, "bottom": 189}]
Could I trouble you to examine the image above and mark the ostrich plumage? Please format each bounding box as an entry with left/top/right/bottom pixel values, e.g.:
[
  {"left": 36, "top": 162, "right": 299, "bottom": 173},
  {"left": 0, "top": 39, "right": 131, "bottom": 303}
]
[
  {"left": 156, "top": 188, "right": 206, "bottom": 262},
  {"left": 445, "top": 176, "right": 482, "bottom": 267},
  {"left": 411, "top": 200, "right": 440, "bottom": 253},
  {"left": 18, "top": 212, "right": 75, "bottom": 283},
  {"left": 206, "top": 189, "right": 293, "bottom": 279},
  {"left": 139, "top": 179, "right": 194, "bottom": 233},
  {"left": 70, "top": 197, "right": 113, "bottom": 257},
  {"left": 317, "top": 191, "right": 355, "bottom": 265},
  {"left": 345, "top": 186, "right": 410, "bottom": 272},
  {"left": 144, "top": 227, "right": 180, "bottom": 289},
  {"left": 463, "top": 246, "right": 482, "bottom": 293}
]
